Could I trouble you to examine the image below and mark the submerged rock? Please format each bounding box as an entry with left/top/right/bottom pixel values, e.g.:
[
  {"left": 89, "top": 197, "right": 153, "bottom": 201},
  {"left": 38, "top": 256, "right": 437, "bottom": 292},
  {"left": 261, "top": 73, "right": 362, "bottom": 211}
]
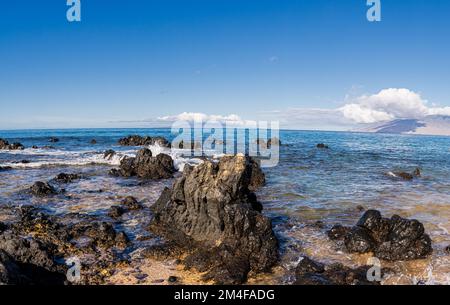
[
  {"left": 149, "top": 154, "right": 278, "bottom": 284},
  {"left": 388, "top": 168, "right": 422, "bottom": 181},
  {"left": 294, "top": 256, "right": 380, "bottom": 285},
  {"left": 121, "top": 196, "right": 142, "bottom": 210},
  {"left": 329, "top": 210, "right": 433, "bottom": 261},
  {"left": 110, "top": 148, "right": 175, "bottom": 179},
  {"left": 90, "top": 139, "right": 97, "bottom": 144},
  {"left": 30, "top": 181, "right": 57, "bottom": 196},
  {"left": 54, "top": 173, "right": 81, "bottom": 183},
  {"left": 118, "top": 135, "right": 170, "bottom": 147},
  {"left": 49, "top": 137, "right": 59, "bottom": 143},
  {"left": 0, "top": 166, "right": 12, "bottom": 172},
  {"left": 316, "top": 143, "right": 329, "bottom": 149},
  {"left": 0, "top": 138, "right": 24, "bottom": 150}
]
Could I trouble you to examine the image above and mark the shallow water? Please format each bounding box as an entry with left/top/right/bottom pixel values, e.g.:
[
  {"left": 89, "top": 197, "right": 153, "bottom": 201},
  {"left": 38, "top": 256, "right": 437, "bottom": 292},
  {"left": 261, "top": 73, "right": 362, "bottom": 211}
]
[{"left": 1, "top": 128, "right": 450, "bottom": 284}]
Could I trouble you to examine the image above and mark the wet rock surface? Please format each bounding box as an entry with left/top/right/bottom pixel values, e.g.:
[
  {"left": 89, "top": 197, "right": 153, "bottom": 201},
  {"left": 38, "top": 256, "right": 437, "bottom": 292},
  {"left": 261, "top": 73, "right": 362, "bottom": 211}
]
[
  {"left": 54, "top": 173, "right": 81, "bottom": 183},
  {"left": 316, "top": 143, "right": 329, "bottom": 149},
  {"left": 2, "top": 206, "right": 131, "bottom": 284},
  {"left": 30, "top": 181, "right": 57, "bottom": 196},
  {"left": 118, "top": 135, "right": 170, "bottom": 147},
  {"left": 0, "top": 138, "right": 24, "bottom": 150},
  {"left": 294, "top": 256, "right": 380, "bottom": 285},
  {"left": 109, "top": 148, "right": 175, "bottom": 179},
  {"left": 148, "top": 155, "right": 278, "bottom": 284},
  {"left": 328, "top": 210, "right": 433, "bottom": 261}
]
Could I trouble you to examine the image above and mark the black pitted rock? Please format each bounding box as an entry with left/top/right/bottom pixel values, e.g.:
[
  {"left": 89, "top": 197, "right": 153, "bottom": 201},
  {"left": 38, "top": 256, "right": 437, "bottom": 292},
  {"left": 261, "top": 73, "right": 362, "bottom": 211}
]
[
  {"left": 118, "top": 135, "right": 170, "bottom": 147},
  {"left": 54, "top": 173, "right": 81, "bottom": 183},
  {"left": 121, "top": 196, "right": 142, "bottom": 210},
  {"left": 111, "top": 148, "right": 175, "bottom": 179},
  {"left": 330, "top": 210, "right": 433, "bottom": 261},
  {"left": 149, "top": 154, "right": 278, "bottom": 284},
  {"left": 0, "top": 138, "right": 24, "bottom": 150},
  {"left": 294, "top": 256, "right": 379, "bottom": 285},
  {"left": 327, "top": 224, "right": 351, "bottom": 240},
  {"left": 30, "top": 181, "right": 57, "bottom": 196},
  {"left": 108, "top": 206, "right": 126, "bottom": 219},
  {"left": 0, "top": 231, "right": 66, "bottom": 285}
]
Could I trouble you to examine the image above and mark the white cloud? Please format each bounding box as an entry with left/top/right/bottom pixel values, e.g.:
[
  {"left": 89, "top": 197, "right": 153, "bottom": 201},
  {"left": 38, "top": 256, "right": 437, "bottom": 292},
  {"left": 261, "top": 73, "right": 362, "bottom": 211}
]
[
  {"left": 339, "top": 88, "right": 450, "bottom": 124},
  {"left": 157, "top": 112, "right": 256, "bottom": 126}
]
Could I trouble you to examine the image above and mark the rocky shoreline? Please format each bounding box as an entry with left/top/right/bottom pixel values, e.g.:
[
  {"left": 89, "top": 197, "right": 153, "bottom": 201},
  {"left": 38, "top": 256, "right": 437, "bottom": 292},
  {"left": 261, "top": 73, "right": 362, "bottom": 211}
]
[{"left": 0, "top": 136, "right": 437, "bottom": 285}]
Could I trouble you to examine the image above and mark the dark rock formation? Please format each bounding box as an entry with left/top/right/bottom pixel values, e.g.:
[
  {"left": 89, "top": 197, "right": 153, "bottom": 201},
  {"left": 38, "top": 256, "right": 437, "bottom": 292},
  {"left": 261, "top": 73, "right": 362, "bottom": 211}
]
[
  {"left": 30, "top": 181, "right": 57, "bottom": 196},
  {"left": 390, "top": 168, "right": 422, "bottom": 181},
  {"left": 149, "top": 155, "right": 278, "bottom": 284},
  {"left": 90, "top": 139, "right": 97, "bottom": 144},
  {"left": 118, "top": 135, "right": 170, "bottom": 147},
  {"left": 327, "top": 224, "right": 351, "bottom": 240},
  {"left": 0, "top": 166, "right": 12, "bottom": 172},
  {"left": 108, "top": 206, "right": 126, "bottom": 219},
  {"left": 54, "top": 173, "right": 81, "bottom": 183},
  {"left": 329, "top": 210, "right": 433, "bottom": 261},
  {"left": 49, "top": 137, "right": 59, "bottom": 143},
  {"left": 121, "top": 196, "right": 142, "bottom": 210},
  {"left": 110, "top": 148, "right": 175, "bottom": 179},
  {"left": 316, "top": 143, "right": 329, "bottom": 149},
  {"left": 0, "top": 232, "right": 66, "bottom": 285},
  {"left": 294, "top": 256, "right": 380, "bottom": 285},
  {"left": 177, "top": 140, "right": 202, "bottom": 150},
  {"left": 0, "top": 138, "right": 24, "bottom": 150}
]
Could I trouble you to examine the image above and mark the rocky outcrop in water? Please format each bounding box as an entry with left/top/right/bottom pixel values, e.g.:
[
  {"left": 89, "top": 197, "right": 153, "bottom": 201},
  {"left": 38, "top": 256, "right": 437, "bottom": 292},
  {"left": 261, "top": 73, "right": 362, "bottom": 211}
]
[
  {"left": 294, "top": 256, "right": 380, "bottom": 285},
  {"left": 49, "top": 137, "right": 59, "bottom": 143},
  {"left": 316, "top": 143, "right": 329, "bottom": 149},
  {"left": 0, "top": 138, "right": 24, "bottom": 150},
  {"left": 149, "top": 155, "right": 278, "bottom": 284},
  {"left": 118, "top": 135, "right": 170, "bottom": 147},
  {"left": 328, "top": 210, "right": 433, "bottom": 261},
  {"left": 109, "top": 148, "right": 175, "bottom": 179},
  {"left": 30, "top": 181, "right": 57, "bottom": 196},
  {"left": 388, "top": 168, "right": 421, "bottom": 181},
  {"left": 54, "top": 173, "right": 81, "bottom": 183}
]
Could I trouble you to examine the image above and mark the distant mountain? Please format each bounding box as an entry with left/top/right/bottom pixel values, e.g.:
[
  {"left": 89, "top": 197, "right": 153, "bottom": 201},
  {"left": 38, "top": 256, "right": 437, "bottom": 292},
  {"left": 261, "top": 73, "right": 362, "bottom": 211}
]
[{"left": 356, "top": 115, "right": 450, "bottom": 136}]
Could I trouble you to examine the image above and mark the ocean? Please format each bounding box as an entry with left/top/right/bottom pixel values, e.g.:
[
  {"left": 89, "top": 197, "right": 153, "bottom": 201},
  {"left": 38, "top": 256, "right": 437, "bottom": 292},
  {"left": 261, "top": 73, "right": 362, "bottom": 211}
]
[{"left": 1, "top": 128, "right": 450, "bottom": 284}]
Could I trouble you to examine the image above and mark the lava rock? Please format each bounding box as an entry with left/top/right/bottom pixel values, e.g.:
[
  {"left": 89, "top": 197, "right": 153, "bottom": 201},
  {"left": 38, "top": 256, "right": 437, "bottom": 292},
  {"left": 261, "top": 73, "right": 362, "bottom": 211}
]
[
  {"left": 327, "top": 224, "right": 351, "bottom": 240},
  {"left": 329, "top": 210, "right": 433, "bottom": 261},
  {"left": 54, "top": 173, "right": 81, "bottom": 183},
  {"left": 121, "top": 196, "right": 142, "bottom": 210},
  {"left": 30, "top": 181, "right": 57, "bottom": 196},
  {"left": 0, "top": 138, "right": 24, "bottom": 150},
  {"left": 111, "top": 148, "right": 175, "bottom": 179},
  {"left": 0, "top": 232, "right": 66, "bottom": 285},
  {"left": 294, "top": 256, "right": 379, "bottom": 285},
  {"left": 118, "top": 135, "right": 170, "bottom": 147},
  {"left": 108, "top": 206, "right": 126, "bottom": 219},
  {"left": 149, "top": 154, "right": 278, "bottom": 284}
]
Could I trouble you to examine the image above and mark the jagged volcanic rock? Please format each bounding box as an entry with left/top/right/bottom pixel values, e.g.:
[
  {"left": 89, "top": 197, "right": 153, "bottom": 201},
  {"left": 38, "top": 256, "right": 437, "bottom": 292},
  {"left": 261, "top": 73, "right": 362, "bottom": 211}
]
[
  {"left": 149, "top": 154, "right": 278, "bottom": 284},
  {"left": 118, "top": 135, "right": 170, "bottom": 147},
  {"left": 328, "top": 210, "right": 433, "bottom": 261}
]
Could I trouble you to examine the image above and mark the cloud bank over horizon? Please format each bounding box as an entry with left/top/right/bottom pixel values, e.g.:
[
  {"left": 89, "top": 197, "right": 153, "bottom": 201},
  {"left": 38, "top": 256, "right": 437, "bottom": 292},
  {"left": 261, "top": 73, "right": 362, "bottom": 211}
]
[{"left": 150, "top": 88, "right": 450, "bottom": 130}]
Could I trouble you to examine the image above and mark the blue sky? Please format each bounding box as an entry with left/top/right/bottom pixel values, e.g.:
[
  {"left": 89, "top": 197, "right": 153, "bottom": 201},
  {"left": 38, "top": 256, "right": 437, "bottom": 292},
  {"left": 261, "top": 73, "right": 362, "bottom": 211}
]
[{"left": 1, "top": 0, "right": 450, "bottom": 130}]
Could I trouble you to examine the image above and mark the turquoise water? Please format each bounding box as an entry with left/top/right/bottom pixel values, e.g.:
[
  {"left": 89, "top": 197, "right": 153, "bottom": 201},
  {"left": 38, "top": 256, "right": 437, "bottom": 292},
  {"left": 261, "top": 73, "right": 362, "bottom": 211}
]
[{"left": 1, "top": 128, "right": 450, "bottom": 284}]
